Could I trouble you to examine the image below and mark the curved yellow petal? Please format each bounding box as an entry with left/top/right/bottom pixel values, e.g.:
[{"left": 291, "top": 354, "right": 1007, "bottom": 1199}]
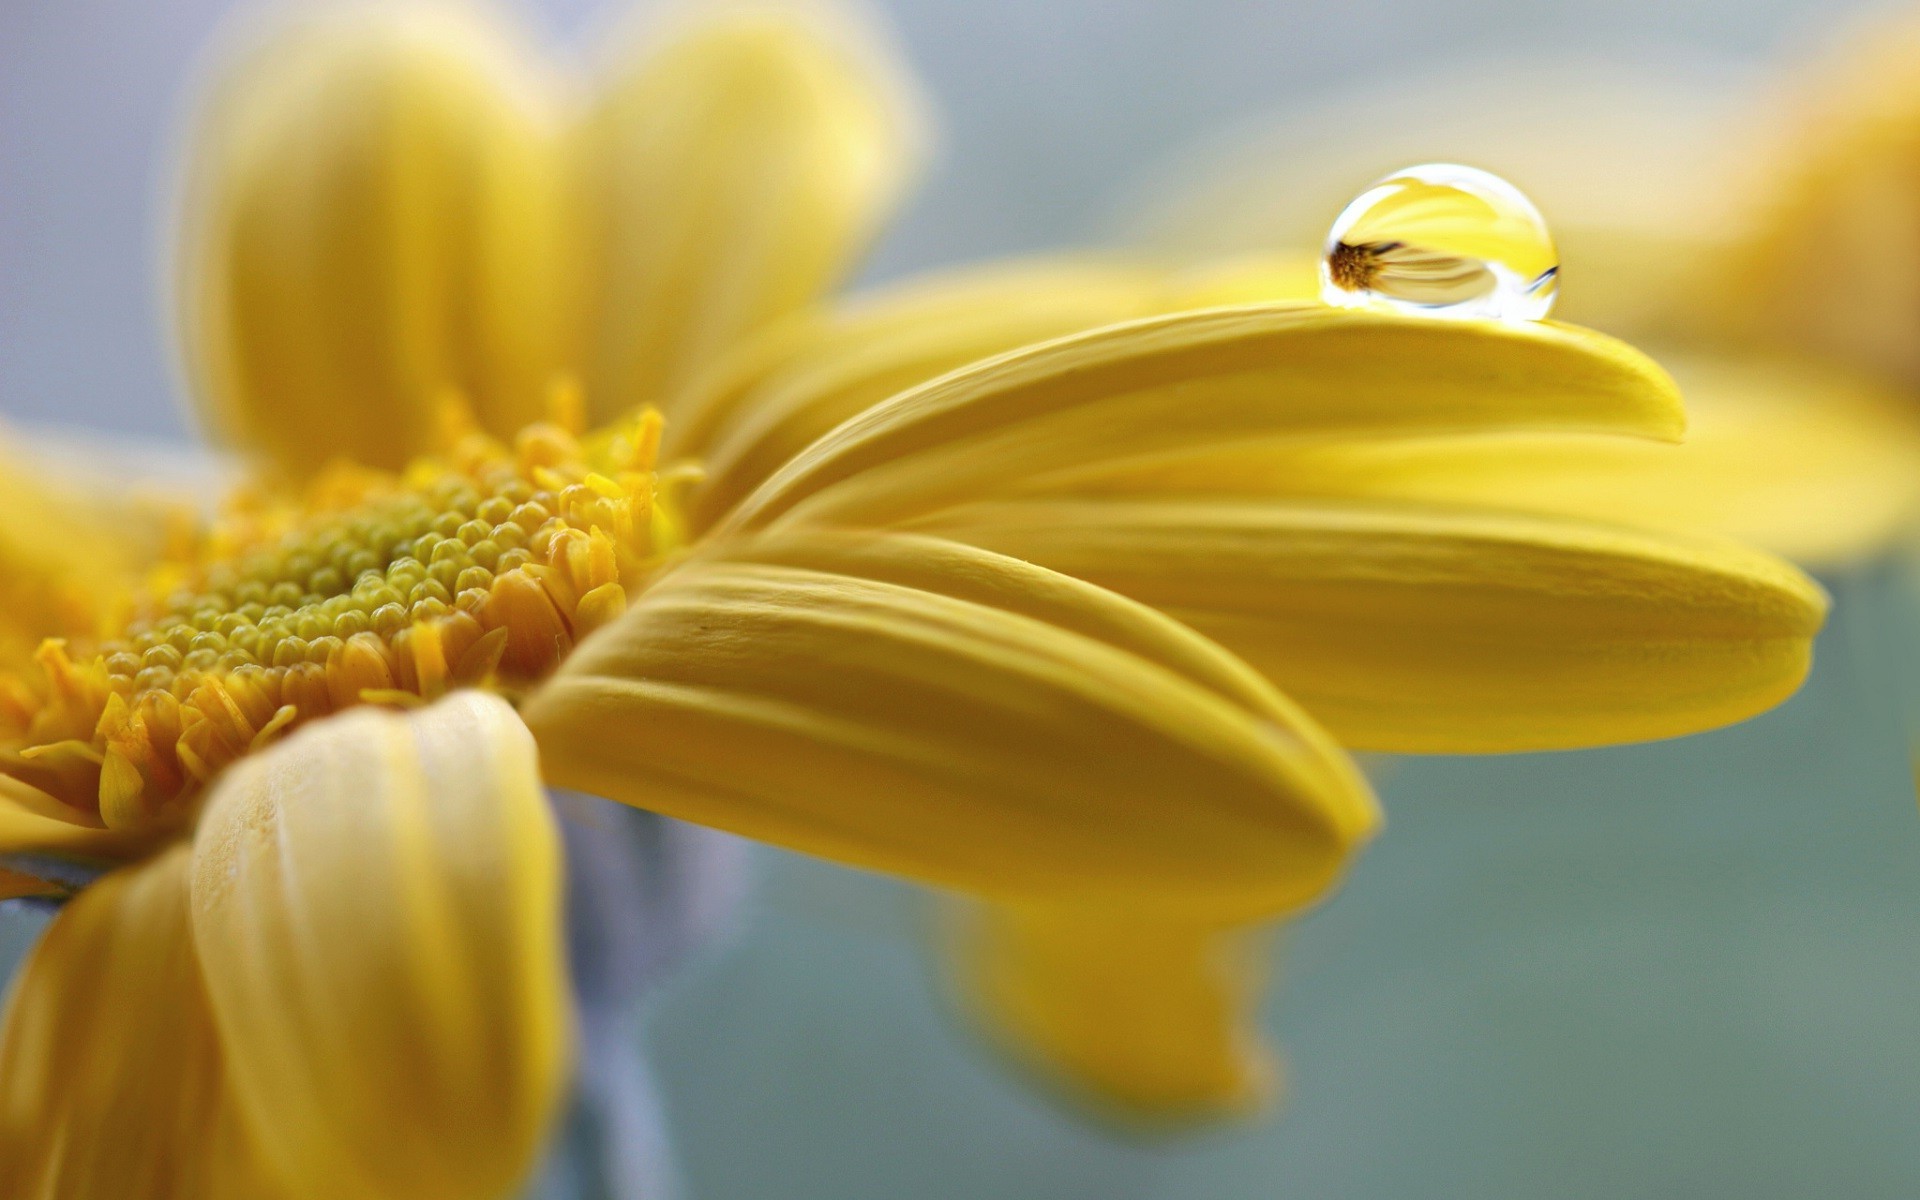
[
  {"left": 0, "top": 780, "right": 145, "bottom": 863},
  {"left": 189, "top": 690, "right": 568, "bottom": 1200},
  {"left": 712, "top": 303, "right": 1684, "bottom": 534},
  {"left": 178, "top": 2, "right": 568, "bottom": 476},
  {"left": 1045, "top": 355, "right": 1920, "bottom": 570},
  {"left": 577, "top": 2, "right": 920, "bottom": 425},
  {"left": 525, "top": 530, "right": 1375, "bottom": 917},
  {"left": 921, "top": 497, "right": 1826, "bottom": 752},
  {"left": 673, "top": 260, "right": 1166, "bottom": 525},
  {"left": 951, "top": 901, "right": 1275, "bottom": 1121},
  {"left": 0, "top": 849, "right": 277, "bottom": 1198}
]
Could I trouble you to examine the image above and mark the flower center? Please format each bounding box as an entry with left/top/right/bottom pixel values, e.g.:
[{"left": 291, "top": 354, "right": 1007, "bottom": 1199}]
[{"left": 0, "top": 407, "right": 671, "bottom": 840}]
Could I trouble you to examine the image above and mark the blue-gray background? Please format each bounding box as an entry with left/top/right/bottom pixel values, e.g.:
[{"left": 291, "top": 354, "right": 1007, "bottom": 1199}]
[{"left": 5, "top": 0, "right": 1918, "bottom": 1197}]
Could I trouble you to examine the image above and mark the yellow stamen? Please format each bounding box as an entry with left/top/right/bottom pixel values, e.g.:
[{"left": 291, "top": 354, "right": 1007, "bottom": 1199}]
[{"left": 0, "top": 413, "right": 670, "bottom": 837}]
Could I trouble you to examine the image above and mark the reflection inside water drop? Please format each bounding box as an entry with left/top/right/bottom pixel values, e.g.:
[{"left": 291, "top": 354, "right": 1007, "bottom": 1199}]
[{"left": 1321, "top": 163, "right": 1559, "bottom": 322}]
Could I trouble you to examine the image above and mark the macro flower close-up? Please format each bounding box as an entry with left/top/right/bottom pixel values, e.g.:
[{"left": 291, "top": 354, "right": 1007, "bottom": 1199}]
[{"left": 0, "top": 0, "right": 1913, "bottom": 1197}]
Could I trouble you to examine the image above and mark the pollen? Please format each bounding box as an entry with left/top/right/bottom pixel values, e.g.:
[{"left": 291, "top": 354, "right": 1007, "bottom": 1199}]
[{"left": 0, "top": 405, "right": 670, "bottom": 841}]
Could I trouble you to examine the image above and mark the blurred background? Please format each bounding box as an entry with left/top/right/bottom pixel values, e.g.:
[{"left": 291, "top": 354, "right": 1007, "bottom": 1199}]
[{"left": 5, "top": 0, "right": 1920, "bottom": 1197}]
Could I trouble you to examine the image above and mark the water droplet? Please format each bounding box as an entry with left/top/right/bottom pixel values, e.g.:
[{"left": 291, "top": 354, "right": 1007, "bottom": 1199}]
[{"left": 1321, "top": 163, "right": 1558, "bottom": 322}]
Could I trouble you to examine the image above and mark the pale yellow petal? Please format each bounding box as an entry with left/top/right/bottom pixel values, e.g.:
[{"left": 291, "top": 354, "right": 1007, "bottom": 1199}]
[
  {"left": 1714, "top": 10, "right": 1920, "bottom": 390},
  {"left": 951, "top": 901, "right": 1274, "bottom": 1120},
  {"left": 1044, "top": 355, "right": 1920, "bottom": 569},
  {"left": 178, "top": 2, "right": 568, "bottom": 476},
  {"left": 189, "top": 690, "right": 568, "bottom": 1200},
  {"left": 0, "top": 782, "right": 144, "bottom": 863},
  {"left": 672, "top": 259, "right": 1165, "bottom": 525},
  {"left": 711, "top": 303, "right": 1684, "bottom": 535},
  {"left": 0, "top": 849, "right": 277, "bottom": 1198},
  {"left": 0, "top": 425, "right": 160, "bottom": 670},
  {"left": 577, "top": 2, "right": 920, "bottom": 424},
  {"left": 1148, "top": 251, "right": 1323, "bottom": 310},
  {"left": 920, "top": 497, "right": 1826, "bottom": 752},
  {"left": 525, "top": 530, "right": 1375, "bottom": 918}
]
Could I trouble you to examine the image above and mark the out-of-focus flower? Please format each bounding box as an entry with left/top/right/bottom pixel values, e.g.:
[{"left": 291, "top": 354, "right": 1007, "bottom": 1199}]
[
  {"left": 667, "top": 241, "right": 1828, "bottom": 1120},
  {"left": 1, "top": 0, "right": 909, "bottom": 1193},
  {"left": 177, "top": 0, "right": 916, "bottom": 475},
  {"left": 0, "top": 3, "right": 1833, "bottom": 1192}
]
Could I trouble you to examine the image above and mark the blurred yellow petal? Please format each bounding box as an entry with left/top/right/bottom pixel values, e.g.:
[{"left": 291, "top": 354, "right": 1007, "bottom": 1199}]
[
  {"left": 0, "top": 849, "right": 275, "bottom": 1198},
  {"left": 0, "top": 782, "right": 144, "bottom": 862},
  {"left": 713, "top": 303, "right": 1684, "bottom": 534},
  {"left": 189, "top": 690, "right": 568, "bottom": 1200},
  {"left": 0, "top": 427, "right": 159, "bottom": 671},
  {"left": 674, "top": 259, "right": 1165, "bottom": 525},
  {"left": 178, "top": 2, "right": 568, "bottom": 476},
  {"left": 1148, "top": 251, "right": 1323, "bottom": 309},
  {"left": 578, "top": 2, "right": 920, "bottom": 424},
  {"left": 921, "top": 497, "right": 1826, "bottom": 752},
  {"left": 1718, "top": 11, "right": 1920, "bottom": 390},
  {"left": 525, "top": 530, "right": 1375, "bottom": 917},
  {"left": 1069, "top": 356, "right": 1920, "bottom": 570},
  {"left": 952, "top": 901, "right": 1275, "bottom": 1120}
]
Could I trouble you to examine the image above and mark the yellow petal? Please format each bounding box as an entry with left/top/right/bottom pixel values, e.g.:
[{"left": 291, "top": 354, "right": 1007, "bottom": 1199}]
[
  {"left": 577, "top": 2, "right": 920, "bottom": 425},
  {"left": 0, "top": 779, "right": 144, "bottom": 862},
  {"left": 178, "top": 3, "right": 568, "bottom": 476},
  {"left": 712, "top": 303, "right": 1684, "bottom": 534},
  {"left": 524, "top": 530, "right": 1375, "bottom": 917},
  {"left": 0, "top": 425, "right": 160, "bottom": 671},
  {"left": 189, "top": 690, "right": 568, "bottom": 1200},
  {"left": 920, "top": 497, "right": 1826, "bottom": 752},
  {"left": 1716, "top": 10, "right": 1920, "bottom": 390},
  {"left": 0, "top": 849, "right": 276, "bottom": 1198},
  {"left": 672, "top": 259, "right": 1166, "bottom": 526},
  {"left": 950, "top": 901, "right": 1275, "bottom": 1120},
  {"left": 1069, "top": 355, "right": 1920, "bottom": 570}
]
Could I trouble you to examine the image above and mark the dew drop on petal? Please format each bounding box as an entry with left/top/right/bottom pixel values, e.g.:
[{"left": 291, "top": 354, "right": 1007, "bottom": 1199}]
[{"left": 1320, "top": 163, "right": 1559, "bottom": 322}]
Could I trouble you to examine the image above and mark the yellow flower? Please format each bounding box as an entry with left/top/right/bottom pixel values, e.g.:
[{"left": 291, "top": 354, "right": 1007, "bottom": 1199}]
[
  {"left": 0, "top": 2, "right": 1828, "bottom": 1191},
  {"left": 996, "top": 16, "right": 1920, "bottom": 1126},
  {"left": 645, "top": 246, "right": 1830, "bottom": 1119}
]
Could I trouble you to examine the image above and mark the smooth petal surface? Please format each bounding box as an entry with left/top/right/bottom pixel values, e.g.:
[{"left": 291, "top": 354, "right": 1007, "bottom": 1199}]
[
  {"left": 178, "top": 2, "right": 568, "bottom": 475},
  {"left": 712, "top": 303, "right": 1685, "bottom": 534},
  {"left": 0, "top": 849, "right": 274, "bottom": 1198},
  {"left": 921, "top": 498, "right": 1826, "bottom": 752},
  {"left": 577, "top": 2, "right": 919, "bottom": 424},
  {"left": 1057, "top": 355, "right": 1920, "bottom": 570},
  {"left": 525, "top": 530, "right": 1375, "bottom": 916},
  {"left": 673, "top": 260, "right": 1166, "bottom": 526},
  {"left": 952, "top": 901, "right": 1275, "bottom": 1120},
  {"left": 189, "top": 691, "right": 568, "bottom": 1200}
]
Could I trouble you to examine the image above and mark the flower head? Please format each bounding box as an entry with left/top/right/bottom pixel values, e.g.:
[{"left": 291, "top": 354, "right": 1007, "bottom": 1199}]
[{"left": 0, "top": 0, "right": 1831, "bottom": 1191}]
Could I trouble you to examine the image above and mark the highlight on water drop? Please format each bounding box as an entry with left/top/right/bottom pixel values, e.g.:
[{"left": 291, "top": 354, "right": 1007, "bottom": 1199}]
[{"left": 1320, "top": 162, "right": 1559, "bottom": 322}]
